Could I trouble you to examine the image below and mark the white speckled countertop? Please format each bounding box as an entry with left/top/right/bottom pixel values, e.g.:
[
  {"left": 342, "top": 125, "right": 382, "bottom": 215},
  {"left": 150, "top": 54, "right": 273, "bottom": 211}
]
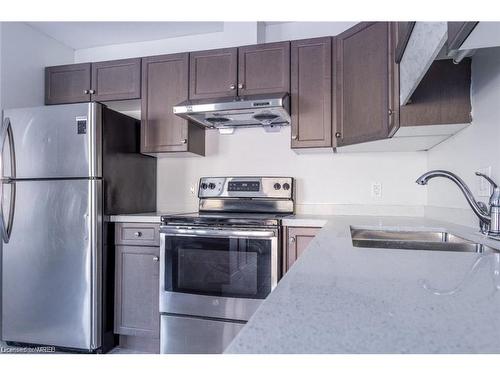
[
  {"left": 108, "top": 212, "right": 171, "bottom": 223},
  {"left": 108, "top": 212, "right": 330, "bottom": 226},
  {"left": 225, "top": 215, "right": 500, "bottom": 354}
]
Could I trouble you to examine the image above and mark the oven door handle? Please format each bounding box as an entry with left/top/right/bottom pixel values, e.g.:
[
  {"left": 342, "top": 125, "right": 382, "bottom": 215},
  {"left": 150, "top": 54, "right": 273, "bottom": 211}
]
[{"left": 161, "top": 227, "right": 277, "bottom": 239}]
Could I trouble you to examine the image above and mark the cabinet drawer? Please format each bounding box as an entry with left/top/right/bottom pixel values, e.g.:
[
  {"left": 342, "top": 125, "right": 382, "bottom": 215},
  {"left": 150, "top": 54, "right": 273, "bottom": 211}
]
[{"left": 115, "top": 223, "right": 160, "bottom": 246}]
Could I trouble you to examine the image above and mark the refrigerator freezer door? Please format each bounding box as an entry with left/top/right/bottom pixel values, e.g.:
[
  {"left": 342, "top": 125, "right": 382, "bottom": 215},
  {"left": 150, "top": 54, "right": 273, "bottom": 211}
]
[
  {"left": 1, "top": 179, "right": 102, "bottom": 350},
  {"left": 2, "top": 103, "right": 102, "bottom": 179}
]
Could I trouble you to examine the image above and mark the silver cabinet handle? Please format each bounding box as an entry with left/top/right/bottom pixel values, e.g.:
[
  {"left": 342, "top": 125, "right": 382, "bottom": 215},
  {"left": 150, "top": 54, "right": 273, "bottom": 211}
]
[
  {"left": 230, "top": 84, "right": 236, "bottom": 90},
  {"left": 291, "top": 134, "right": 298, "bottom": 140},
  {"left": 238, "top": 83, "right": 244, "bottom": 89},
  {"left": 289, "top": 237, "right": 296, "bottom": 243},
  {"left": 89, "top": 90, "right": 96, "bottom": 95},
  {"left": 134, "top": 231, "right": 142, "bottom": 237},
  {"left": 335, "top": 132, "right": 341, "bottom": 138},
  {"left": 84, "top": 90, "right": 89, "bottom": 94},
  {"left": 153, "top": 256, "right": 159, "bottom": 262},
  {"left": 181, "top": 139, "right": 187, "bottom": 144},
  {"left": 388, "top": 108, "right": 394, "bottom": 116}
]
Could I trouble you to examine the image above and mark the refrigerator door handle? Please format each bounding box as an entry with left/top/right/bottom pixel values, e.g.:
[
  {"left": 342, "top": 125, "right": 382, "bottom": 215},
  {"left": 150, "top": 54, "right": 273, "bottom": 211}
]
[{"left": 1, "top": 117, "right": 17, "bottom": 243}]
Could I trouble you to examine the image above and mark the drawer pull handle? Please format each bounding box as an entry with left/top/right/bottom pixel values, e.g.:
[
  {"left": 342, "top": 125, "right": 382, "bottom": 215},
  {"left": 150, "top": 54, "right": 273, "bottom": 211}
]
[
  {"left": 134, "top": 231, "right": 142, "bottom": 237},
  {"left": 153, "top": 256, "right": 159, "bottom": 262}
]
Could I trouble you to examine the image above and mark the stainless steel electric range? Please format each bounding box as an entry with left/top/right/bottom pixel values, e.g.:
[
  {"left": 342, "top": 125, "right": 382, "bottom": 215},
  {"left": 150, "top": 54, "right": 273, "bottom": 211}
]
[{"left": 159, "top": 176, "right": 294, "bottom": 354}]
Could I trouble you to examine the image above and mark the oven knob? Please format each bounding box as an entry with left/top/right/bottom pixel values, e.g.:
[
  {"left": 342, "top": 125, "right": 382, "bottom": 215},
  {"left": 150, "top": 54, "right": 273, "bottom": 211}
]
[
  {"left": 201, "top": 183, "right": 208, "bottom": 190},
  {"left": 273, "top": 183, "right": 281, "bottom": 190},
  {"left": 209, "top": 183, "right": 216, "bottom": 189},
  {"left": 283, "top": 183, "right": 290, "bottom": 190}
]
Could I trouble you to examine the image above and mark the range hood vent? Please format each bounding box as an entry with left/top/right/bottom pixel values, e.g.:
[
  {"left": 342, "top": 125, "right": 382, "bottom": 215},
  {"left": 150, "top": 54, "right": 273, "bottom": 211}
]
[{"left": 173, "top": 92, "right": 290, "bottom": 130}]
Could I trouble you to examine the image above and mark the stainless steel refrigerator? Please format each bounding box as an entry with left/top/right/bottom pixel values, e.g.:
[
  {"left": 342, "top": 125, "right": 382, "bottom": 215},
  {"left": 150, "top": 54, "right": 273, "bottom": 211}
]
[{"left": 0, "top": 102, "right": 156, "bottom": 352}]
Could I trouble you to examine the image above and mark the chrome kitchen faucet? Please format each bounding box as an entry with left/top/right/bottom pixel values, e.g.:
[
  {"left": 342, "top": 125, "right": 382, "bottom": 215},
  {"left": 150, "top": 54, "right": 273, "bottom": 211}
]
[{"left": 416, "top": 170, "right": 500, "bottom": 239}]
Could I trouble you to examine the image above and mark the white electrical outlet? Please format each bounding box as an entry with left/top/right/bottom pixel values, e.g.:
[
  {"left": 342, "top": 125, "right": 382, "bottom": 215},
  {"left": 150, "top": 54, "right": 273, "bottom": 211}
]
[
  {"left": 477, "top": 166, "right": 492, "bottom": 197},
  {"left": 371, "top": 182, "right": 382, "bottom": 198}
]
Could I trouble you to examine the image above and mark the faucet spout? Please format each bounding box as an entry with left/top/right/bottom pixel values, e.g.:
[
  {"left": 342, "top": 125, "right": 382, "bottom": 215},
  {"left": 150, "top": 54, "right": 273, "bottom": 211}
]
[{"left": 415, "top": 170, "right": 491, "bottom": 225}]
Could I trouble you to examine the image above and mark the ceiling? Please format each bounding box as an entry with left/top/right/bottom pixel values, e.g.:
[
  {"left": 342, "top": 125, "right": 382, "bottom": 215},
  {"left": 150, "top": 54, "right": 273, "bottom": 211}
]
[{"left": 27, "top": 22, "right": 225, "bottom": 50}]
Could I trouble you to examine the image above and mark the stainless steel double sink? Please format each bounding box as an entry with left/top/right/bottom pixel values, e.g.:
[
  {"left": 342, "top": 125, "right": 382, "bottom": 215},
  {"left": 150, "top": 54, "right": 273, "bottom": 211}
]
[{"left": 350, "top": 227, "right": 496, "bottom": 253}]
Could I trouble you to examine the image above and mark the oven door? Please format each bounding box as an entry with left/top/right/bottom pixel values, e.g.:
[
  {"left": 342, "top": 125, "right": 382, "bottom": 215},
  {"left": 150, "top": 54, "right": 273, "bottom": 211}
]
[{"left": 159, "top": 226, "right": 278, "bottom": 321}]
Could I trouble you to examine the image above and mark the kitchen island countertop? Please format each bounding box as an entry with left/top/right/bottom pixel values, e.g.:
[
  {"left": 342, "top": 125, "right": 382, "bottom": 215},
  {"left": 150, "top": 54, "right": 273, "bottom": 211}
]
[{"left": 225, "top": 215, "right": 500, "bottom": 354}]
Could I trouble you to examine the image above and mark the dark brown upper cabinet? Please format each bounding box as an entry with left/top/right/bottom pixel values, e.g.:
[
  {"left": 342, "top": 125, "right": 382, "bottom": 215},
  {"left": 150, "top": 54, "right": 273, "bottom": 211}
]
[
  {"left": 91, "top": 58, "right": 141, "bottom": 102},
  {"left": 141, "top": 53, "right": 205, "bottom": 155},
  {"left": 45, "top": 59, "right": 141, "bottom": 105},
  {"left": 45, "top": 63, "right": 92, "bottom": 105},
  {"left": 290, "top": 37, "right": 333, "bottom": 149},
  {"left": 189, "top": 47, "right": 238, "bottom": 100},
  {"left": 237, "top": 41, "right": 290, "bottom": 96},
  {"left": 335, "top": 22, "right": 399, "bottom": 147},
  {"left": 400, "top": 58, "right": 472, "bottom": 126}
]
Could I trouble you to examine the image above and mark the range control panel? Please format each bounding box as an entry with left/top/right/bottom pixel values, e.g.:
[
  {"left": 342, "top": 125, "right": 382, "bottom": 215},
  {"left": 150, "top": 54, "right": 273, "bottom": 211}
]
[{"left": 198, "top": 177, "right": 293, "bottom": 199}]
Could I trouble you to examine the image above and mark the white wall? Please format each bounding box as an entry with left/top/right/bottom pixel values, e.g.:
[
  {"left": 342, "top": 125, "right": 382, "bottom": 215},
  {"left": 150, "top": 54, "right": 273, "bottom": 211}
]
[
  {"left": 0, "top": 22, "right": 74, "bottom": 110},
  {"left": 75, "top": 22, "right": 262, "bottom": 62},
  {"left": 74, "top": 22, "right": 356, "bottom": 62},
  {"left": 264, "top": 22, "right": 356, "bottom": 43},
  {"left": 426, "top": 47, "right": 500, "bottom": 226},
  {"left": 157, "top": 127, "right": 427, "bottom": 214}
]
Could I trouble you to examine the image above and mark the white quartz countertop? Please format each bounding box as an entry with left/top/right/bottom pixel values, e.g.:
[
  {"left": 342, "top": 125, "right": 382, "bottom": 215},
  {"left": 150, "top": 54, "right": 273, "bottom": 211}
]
[
  {"left": 225, "top": 215, "right": 500, "bottom": 354},
  {"left": 108, "top": 212, "right": 169, "bottom": 223},
  {"left": 109, "top": 212, "right": 331, "bottom": 226}
]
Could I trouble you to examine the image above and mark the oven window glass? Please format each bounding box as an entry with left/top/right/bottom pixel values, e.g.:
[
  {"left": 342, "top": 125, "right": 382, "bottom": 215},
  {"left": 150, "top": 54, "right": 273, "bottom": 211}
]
[{"left": 164, "top": 235, "right": 273, "bottom": 299}]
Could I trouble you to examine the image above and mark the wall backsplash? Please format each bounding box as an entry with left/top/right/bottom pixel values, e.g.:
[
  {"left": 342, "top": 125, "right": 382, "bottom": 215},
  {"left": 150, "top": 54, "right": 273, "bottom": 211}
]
[{"left": 157, "top": 126, "right": 428, "bottom": 214}]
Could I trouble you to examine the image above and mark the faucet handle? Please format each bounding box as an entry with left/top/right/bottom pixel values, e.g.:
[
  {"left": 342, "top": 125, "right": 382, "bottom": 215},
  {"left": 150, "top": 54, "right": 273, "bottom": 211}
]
[{"left": 475, "top": 172, "right": 498, "bottom": 189}]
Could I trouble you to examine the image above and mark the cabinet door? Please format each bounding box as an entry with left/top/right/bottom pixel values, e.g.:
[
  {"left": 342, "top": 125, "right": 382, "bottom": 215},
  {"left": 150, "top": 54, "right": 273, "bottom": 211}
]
[
  {"left": 91, "top": 58, "right": 141, "bottom": 101},
  {"left": 284, "top": 227, "right": 321, "bottom": 272},
  {"left": 335, "top": 22, "right": 399, "bottom": 146},
  {"left": 290, "top": 37, "right": 333, "bottom": 149},
  {"left": 115, "top": 245, "right": 160, "bottom": 338},
  {"left": 45, "top": 63, "right": 91, "bottom": 105},
  {"left": 237, "top": 41, "right": 290, "bottom": 96},
  {"left": 189, "top": 47, "right": 238, "bottom": 100},
  {"left": 400, "top": 59, "right": 472, "bottom": 126},
  {"left": 141, "top": 53, "right": 190, "bottom": 153}
]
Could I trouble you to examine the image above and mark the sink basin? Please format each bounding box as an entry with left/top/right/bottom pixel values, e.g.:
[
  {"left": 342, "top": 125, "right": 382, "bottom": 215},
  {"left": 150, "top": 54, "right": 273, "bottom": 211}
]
[{"left": 350, "top": 227, "right": 495, "bottom": 253}]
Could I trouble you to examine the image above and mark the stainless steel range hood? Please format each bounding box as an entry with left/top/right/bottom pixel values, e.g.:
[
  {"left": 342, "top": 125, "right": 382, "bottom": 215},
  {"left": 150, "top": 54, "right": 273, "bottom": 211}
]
[{"left": 173, "top": 92, "right": 290, "bottom": 130}]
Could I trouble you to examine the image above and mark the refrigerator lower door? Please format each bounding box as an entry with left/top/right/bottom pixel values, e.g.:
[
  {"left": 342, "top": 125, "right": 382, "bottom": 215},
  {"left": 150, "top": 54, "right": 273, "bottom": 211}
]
[
  {"left": 1, "top": 179, "right": 102, "bottom": 351},
  {"left": 2, "top": 103, "right": 102, "bottom": 179}
]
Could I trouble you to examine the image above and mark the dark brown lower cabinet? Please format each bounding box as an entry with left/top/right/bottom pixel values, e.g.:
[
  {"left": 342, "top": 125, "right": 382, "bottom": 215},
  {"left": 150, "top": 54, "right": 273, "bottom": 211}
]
[
  {"left": 141, "top": 53, "right": 205, "bottom": 155},
  {"left": 114, "top": 223, "right": 160, "bottom": 353},
  {"left": 335, "top": 22, "right": 399, "bottom": 147},
  {"left": 283, "top": 227, "right": 321, "bottom": 273},
  {"left": 115, "top": 245, "right": 160, "bottom": 338}
]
